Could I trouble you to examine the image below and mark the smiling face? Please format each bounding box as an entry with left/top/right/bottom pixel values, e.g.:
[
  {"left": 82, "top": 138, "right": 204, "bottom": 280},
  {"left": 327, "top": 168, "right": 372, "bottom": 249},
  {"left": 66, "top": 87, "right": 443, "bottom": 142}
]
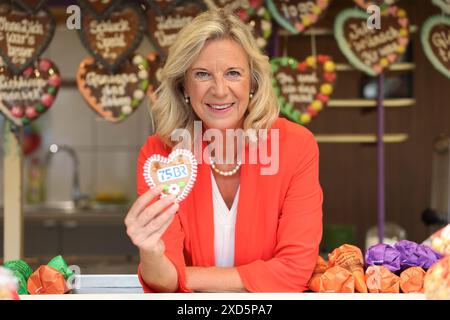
[{"left": 183, "top": 37, "right": 252, "bottom": 131}]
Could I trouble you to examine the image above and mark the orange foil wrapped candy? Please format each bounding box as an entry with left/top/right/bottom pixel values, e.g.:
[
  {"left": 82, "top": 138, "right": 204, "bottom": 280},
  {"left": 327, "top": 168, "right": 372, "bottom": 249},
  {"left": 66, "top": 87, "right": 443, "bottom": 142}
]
[
  {"left": 400, "top": 267, "right": 426, "bottom": 293},
  {"left": 328, "top": 244, "right": 368, "bottom": 293},
  {"left": 365, "top": 265, "right": 400, "bottom": 293},
  {"left": 308, "top": 256, "right": 328, "bottom": 292},
  {"left": 424, "top": 255, "right": 450, "bottom": 300},
  {"left": 27, "top": 265, "right": 69, "bottom": 295},
  {"left": 320, "top": 266, "right": 355, "bottom": 293}
]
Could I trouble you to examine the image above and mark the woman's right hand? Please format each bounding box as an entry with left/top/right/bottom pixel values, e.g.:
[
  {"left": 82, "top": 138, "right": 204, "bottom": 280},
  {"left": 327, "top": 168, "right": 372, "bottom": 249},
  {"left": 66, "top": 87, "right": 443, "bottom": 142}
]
[{"left": 125, "top": 186, "right": 179, "bottom": 256}]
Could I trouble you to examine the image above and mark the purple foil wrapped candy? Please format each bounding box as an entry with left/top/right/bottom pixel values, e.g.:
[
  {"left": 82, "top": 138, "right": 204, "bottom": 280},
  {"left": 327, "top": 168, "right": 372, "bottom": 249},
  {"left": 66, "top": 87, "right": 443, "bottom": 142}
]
[
  {"left": 365, "top": 243, "right": 401, "bottom": 272},
  {"left": 394, "top": 240, "right": 443, "bottom": 269},
  {"left": 394, "top": 240, "right": 420, "bottom": 269},
  {"left": 416, "top": 244, "right": 443, "bottom": 269}
]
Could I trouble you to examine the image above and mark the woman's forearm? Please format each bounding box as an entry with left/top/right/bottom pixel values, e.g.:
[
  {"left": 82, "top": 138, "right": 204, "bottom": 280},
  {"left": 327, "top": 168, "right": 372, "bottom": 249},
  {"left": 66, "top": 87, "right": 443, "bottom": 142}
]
[
  {"left": 185, "top": 266, "right": 248, "bottom": 292},
  {"left": 139, "top": 248, "right": 179, "bottom": 293}
]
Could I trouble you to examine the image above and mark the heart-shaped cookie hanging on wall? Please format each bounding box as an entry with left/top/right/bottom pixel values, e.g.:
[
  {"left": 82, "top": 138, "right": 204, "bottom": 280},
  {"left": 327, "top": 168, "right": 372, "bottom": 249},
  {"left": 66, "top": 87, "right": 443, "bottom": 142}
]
[
  {"left": 207, "top": 0, "right": 272, "bottom": 51},
  {"left": 78, "top": 3, "right": 146, "bottom": 73},
  {"left": 143, "top": 148, "right": 198, "bottom": 203},
  {"left": 421, "top": 16, "right": 450, "bottom": 79},
  {"left": 0, "top": 59, "right": 60, "bottom": 126},
  {"left": 335, "top": 6, "right": 409, "bottom": 76},
  {"left": 145, "top": 0, "right": 206, "bottom": 59},
  {"left": 270, "top": 55, "right": 336, "bottom": 125},
  {"left": 266, "top": 0, "right": 331, "bottom": 34},
  {"left": 0, "top": 3, "right": 55, "bottom": 74},
  {"left": 353, "top": 0, "right": 398, "bottom": 10},
  {"left": 15, "top": 0, "right": 48, "bottom": 13},
  {"left": 432, "top": 0, "right": 450, "bottom": 15},
  {"left": 77, "top": 54, "right": 150, "bottom": 123},
  {"left": 77, "top": 0, "right": 124, "bottom": 19}
]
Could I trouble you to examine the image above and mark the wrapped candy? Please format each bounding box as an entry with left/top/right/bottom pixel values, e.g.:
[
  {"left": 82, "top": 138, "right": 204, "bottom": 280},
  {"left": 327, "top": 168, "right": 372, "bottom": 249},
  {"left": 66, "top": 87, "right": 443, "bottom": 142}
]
[
  {"left": 3, "top": 260, "right": 33, "bottom": 295},
  {"left": 365, "top": 244, "right": 401, "bottom": 272},
  {"left": 365, "top": 265, "right": 400, "bottom": 293},
  {"left": 394, "top": 240, "right": 442, "bottom": 270},
  {"left": 319, "top": 266, "right": 355, "bottom": 293},
  {"left": 328, "top": 244, "right": 367, "bottom": 293},
  {"left": 27, "top": 255, "right": 74, "bottom": 295},
  {"left": 424, "top": 256, "right": 450, "bottom": 300},
  {"left": 308, "top": 256, "right": 328, "bottom": 292},
  {"left": 399, "top": 267, "right": 426, "bottom": 293},
  {"left": 0, "top": 267, "right": 20, "bottom": 300}
]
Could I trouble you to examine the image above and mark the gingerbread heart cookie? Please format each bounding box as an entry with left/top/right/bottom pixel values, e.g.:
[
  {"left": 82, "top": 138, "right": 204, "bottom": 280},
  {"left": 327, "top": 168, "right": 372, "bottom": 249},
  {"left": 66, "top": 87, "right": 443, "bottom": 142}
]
[
  {"left": 77, "top": 54, "right": 150, "bottom": 123},
  {"left": 0, "top": 58, "right": 60, "bottom": 126},
  {"left": 432, "top": 0, "right": 450, "bottom": 15},
  {"left": 421, "top": 15, "right": 450, "bottom": 79},
  {"left": 77, "top": 3, "right": 145, "bottom": 72},
  {"left": 143, "top": 149, "right": 198, "bottom": 203},
  {"left": 145, "top": 0, "right": 206, "bottom": 58},
  {"left": 335, "top": 6, "right": 409, "bottom": 76},
  {"left": 0, "top": 3, "right": 55, "bottom": 74},
  {"left": 271, "top": 55, "right": 336, "bottom": 125}
]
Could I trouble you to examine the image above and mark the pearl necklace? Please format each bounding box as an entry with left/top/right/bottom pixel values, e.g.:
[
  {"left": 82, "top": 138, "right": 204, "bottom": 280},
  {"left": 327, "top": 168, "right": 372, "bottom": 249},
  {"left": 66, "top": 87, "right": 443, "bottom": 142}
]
[{"left": 209, "top": 157, "right": 241, "bottom": 176}]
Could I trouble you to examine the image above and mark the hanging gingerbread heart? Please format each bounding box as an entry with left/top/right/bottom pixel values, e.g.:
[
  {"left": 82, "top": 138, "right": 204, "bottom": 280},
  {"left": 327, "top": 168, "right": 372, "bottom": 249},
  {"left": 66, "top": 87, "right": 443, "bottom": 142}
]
[
  {"left": 77, "top": 0, "right": 124, "bottom": 19},
  {"left": 145, "top": 0, "right": 206, "bottom": 58},
  {"left": 0, "top": 58, "right": 60, "bottom": 127},
  {"left": 15, "top": 0, "right": 48, "bottom": 13},
  {"left": 143, "top": 149, "right": 198, "bottom": 203},
  {"left": 203, "top": 0, "right": 249, "bottom": 11},
  {"left": 335, "top": 6, "right": 409, "bottom": 76},
  {"left": 353, "top": 0, "right": 398, "bottom": 10},
  {"left": 421, "top": 16, "right": 450, "bottom": 79},
  {"left": 206, "top": 0, "right": 272, "bottom": 51},
  {"left": 77, "top": 3, "right": 146, "bottom": 73},
  {"left": 432, "top": 0, "right": 450, "bottom": 15},
  {"left": 77, "top": 54, "right": 150, "bottom": 123},
  {"left": 266, "top": 0, "right": 331, "bottom": 34},
  {"left": 0, "top": 3, "right": 55, "bottom": 74},
  {"left": 270, "top": 55, "right": 336, "bottom": 125},
  {"left": 146, "top": 51, "right": 164, "bottom": 104}
]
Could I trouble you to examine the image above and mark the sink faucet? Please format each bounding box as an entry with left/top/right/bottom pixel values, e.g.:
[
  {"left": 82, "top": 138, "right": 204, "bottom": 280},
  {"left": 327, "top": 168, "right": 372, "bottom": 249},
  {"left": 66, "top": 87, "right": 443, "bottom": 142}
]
[{"left": 45, "top": 144, "right": 89, "bottom": 207}]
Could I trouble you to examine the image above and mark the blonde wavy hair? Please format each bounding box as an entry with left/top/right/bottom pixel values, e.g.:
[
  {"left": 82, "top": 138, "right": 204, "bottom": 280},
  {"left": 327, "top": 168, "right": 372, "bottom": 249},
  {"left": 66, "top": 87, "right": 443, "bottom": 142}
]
[{"left": 150, "top": 8, "right": 279, "bottom": 147}]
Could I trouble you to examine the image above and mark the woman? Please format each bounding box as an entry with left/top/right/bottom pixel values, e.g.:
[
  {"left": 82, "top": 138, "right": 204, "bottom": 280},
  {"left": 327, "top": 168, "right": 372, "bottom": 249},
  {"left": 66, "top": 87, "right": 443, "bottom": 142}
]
[{"left": 125, "top": 9, "right": 323, "bottom": 293}]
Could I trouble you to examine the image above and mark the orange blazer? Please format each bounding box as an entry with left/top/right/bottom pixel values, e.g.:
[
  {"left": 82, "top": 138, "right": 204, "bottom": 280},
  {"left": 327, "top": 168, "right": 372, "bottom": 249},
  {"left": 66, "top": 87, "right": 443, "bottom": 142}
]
[{"left": 136, "top": 118, "right": 323, "bottom": 292}]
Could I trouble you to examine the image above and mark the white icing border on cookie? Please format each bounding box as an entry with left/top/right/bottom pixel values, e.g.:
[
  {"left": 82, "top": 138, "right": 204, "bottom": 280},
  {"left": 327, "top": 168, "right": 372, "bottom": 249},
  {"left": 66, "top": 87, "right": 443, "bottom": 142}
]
[{"left": 142, "top": 148, "right": 198, "bottom": 203}]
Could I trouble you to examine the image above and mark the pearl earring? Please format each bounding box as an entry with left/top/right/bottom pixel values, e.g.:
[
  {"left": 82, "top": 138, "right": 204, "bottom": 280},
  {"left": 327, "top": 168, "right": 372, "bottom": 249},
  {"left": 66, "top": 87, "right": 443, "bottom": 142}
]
[
  {"left": 249, "top": 92, "right": 254, "bottom": 99},
  {"left": 185, "top": 96, "right": 190, "bottom": 104}
]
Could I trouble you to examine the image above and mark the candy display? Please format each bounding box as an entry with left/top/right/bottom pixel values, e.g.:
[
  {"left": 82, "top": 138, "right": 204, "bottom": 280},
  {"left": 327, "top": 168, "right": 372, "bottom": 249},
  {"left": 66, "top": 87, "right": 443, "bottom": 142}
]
[
  {"left": 0, "top": 267, "right": 20, "bottom": 300},
  {"left": 328, "top": 244, "right": 368, "bottom": 293},
  {"left": 424, "top": 256, "right": 450, "bottom": 300},
  {"left": 399, "top": 267, "right": 426, "bottom": 293},
  {"left": 143, "top": 149, "right": 198, "bottom": 203},
  {"left": 429, "top": 224, "right": 450, "bottom": 256},
  {"left": 365, "top": 265, "right": 400, "bottom": 293},
  {"left": 27, "top": 255, "right": 74, "bottom": 295}
]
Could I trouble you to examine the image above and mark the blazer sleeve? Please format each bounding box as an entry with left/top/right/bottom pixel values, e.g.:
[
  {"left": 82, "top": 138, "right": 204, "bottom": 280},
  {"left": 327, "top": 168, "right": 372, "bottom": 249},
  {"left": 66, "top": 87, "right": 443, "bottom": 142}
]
[
  {"left": 236, "top": 132, "right": 323, "bottom": 292},
  {"left": 135, "top": 136, "right": 192, "bottom": 293}
]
